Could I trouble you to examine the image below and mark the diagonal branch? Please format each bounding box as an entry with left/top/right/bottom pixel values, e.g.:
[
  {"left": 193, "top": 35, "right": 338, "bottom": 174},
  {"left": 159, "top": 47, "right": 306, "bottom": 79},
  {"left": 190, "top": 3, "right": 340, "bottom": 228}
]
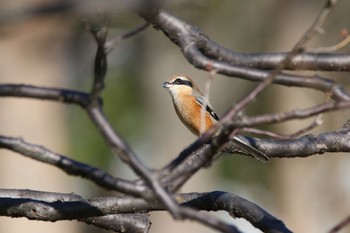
[
  {"left": 182, "top": 192, "right": 292, "bottom": 233},
  {"left": 86, "top": 108, "right": 243, "bottom": 233},
  {"left": 0, "top": 135, "right": 147, "bottom": 196}
]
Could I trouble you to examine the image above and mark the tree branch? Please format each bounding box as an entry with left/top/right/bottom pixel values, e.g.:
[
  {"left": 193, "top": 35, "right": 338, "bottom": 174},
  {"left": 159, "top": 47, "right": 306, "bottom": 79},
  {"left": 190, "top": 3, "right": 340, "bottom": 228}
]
[
  {"left": 182, "top": 192, "right": 292, "bottom": 233},
  {"left": 0, "top": 189, "right": 150, "bottom": 233},
  {"left": 0, "top": 135, "right": 147, "bottom": 197},
  {"left": 139, "top": 9, "right": 350, "bottom": 102},
  {"left": 243, "top": 127, "right": 350, "bottom": 158},
  {"left": 0, "top": 84, "right": 92, "bottom": 107},
  {"left": 138, "top": 2, "right": 350, "bottom": 71},
  {"left": 0, "top": 189, "right": 291, "bottom": 233}
]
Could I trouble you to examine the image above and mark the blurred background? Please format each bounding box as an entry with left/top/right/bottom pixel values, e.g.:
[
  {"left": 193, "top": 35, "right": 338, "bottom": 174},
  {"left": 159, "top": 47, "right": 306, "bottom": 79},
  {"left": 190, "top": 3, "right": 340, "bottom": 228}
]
[{"left": 1, "top": 0, "right": 350, "bottom": 232}]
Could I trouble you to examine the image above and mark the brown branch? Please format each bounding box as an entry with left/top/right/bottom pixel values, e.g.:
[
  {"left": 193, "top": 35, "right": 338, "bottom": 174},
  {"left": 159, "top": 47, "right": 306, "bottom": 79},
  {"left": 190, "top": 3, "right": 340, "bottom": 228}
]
[{"left": 328, "top": 215, "right": 350, "bottom": 233}]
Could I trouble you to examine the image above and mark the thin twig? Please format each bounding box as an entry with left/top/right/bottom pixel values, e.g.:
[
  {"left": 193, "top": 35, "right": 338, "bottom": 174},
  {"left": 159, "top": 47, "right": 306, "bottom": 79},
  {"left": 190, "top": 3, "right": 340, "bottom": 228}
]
[
  {"left": 239, "top": 100, "right": 350, "bottom": 127},
  {"left": 328, "top": 215, "right": 350, "bottom": 233},
  {"left": 306, "top": 35, "right": 350, "bottom": 53},
  {"left": 105, "top": 22, "right": 149, "bottom": 53},
  {"left": 241, "top": 115, "right": 323, "bottom": 139}
]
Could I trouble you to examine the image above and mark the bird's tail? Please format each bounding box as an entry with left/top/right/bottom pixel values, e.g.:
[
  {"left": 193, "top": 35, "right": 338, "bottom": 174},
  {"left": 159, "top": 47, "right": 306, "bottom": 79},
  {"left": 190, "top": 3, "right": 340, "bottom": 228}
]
[{"left": 226, "top": 137, "right": 269, "bottom": 162}]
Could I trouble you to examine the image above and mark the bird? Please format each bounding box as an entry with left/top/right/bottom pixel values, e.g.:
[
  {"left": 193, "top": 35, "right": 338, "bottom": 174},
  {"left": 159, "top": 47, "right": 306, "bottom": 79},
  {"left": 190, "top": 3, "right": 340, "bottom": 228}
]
[{"left": 162, "top": 75, "right": 269, "bottom": 162}]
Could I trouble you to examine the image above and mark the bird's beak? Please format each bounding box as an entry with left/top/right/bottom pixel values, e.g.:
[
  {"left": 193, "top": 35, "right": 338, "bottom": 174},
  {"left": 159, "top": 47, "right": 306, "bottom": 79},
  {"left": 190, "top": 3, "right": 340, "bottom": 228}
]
[{"left": 161, "top": 81, "right": 170, "bottom": 88}]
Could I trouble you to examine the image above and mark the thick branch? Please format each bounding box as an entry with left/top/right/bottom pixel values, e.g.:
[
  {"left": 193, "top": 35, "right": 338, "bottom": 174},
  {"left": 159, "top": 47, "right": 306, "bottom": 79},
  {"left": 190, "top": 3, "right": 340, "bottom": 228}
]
[
  {"left": 0, "top": 189, "right": 291, "bottom": 233},
  {"left": 140, "top": 10, "right": 350, "bottom": 102},
  {"left": 161, "top": 125, "right": 350, "bottom": 192},
  {"left": 139, "top": 6, "right": 350, "bottom": 71},
  {"left": 182, "top": 192, "right": 292, "bottom": 233},
  {"left": 0, "top": 189, "right": 241, "bottom": 233}
]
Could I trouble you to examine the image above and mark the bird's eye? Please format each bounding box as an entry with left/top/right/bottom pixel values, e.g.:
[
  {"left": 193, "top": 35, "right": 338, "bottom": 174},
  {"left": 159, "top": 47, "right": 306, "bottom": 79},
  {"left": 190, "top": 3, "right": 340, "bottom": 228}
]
[
  {"left": 172, "top": 77, "right": 193, "bottom": 87},
  {"left": 174, "top": 78, "right": 183, "bottom": 84}
]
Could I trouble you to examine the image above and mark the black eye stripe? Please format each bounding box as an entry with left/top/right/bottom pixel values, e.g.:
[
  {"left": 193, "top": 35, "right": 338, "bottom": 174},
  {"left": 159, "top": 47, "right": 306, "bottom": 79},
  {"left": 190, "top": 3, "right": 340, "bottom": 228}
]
[{"left": 173, "top": 78, "right": 193, "bottom": 87}]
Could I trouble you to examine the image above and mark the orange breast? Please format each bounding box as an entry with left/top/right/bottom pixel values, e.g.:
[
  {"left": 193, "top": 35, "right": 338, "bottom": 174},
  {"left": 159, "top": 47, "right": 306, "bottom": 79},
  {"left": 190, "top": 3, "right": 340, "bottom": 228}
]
[{"left": 173, "top": 93, "right": 216, "bottom": 136}]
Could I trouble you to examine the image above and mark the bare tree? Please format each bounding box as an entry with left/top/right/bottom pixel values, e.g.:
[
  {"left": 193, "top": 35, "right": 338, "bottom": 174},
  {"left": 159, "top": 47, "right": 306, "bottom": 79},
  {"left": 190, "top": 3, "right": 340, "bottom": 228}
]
[{"left": 0, "top": 0, "right": 350, "bottom": 232}]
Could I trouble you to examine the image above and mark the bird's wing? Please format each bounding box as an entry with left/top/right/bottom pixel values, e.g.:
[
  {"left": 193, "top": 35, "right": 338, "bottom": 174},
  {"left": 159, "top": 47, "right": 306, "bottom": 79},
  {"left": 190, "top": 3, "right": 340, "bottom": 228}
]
[{"left": 195, "top": 95, "right": 219, "bottom": 121}]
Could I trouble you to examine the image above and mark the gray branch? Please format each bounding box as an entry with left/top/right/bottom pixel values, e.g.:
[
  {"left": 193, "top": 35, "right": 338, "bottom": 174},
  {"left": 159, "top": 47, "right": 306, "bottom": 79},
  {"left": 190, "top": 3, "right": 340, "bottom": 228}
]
[
  {"left": 0, "top": 135, "right": 148, "bottom": 197},
  {"left": 0, "top": 189, "right": 150, "bottom": 233},
  {"left": 0, "top": 189, "right": 291, "bottom": 233}
]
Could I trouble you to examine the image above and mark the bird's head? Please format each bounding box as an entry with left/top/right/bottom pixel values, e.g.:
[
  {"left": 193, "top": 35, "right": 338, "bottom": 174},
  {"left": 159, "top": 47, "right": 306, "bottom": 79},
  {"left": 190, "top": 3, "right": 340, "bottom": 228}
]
[{"left": 162, "top": 75, "right": 197, "bottom": 96}]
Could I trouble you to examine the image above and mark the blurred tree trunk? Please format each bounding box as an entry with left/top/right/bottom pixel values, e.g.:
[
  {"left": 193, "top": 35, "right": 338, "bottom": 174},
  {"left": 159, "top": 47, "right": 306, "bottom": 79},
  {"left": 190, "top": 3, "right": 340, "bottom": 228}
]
[{"left": 0, "top": 1, "right": 79, "bottom": 232}]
